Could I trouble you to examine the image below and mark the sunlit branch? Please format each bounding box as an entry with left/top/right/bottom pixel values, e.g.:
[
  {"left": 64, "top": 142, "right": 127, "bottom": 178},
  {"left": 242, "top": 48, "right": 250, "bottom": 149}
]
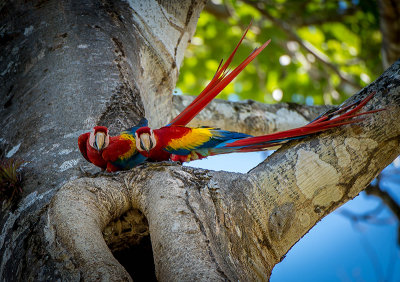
[{"left": 294, "top": 6, "right": 358, "bottom": 27}]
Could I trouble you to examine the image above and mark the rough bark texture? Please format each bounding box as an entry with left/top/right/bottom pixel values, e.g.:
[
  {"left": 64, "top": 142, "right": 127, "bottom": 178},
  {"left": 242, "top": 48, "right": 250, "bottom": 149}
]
[
  {"left": 0, "top": 0, "right": 203, "bottom": 195},
  {"left": 1, "top": 0, "right": 400, "bottom": 281},
  {"left": 0, "top": 0, "right": 205, "bottom": 280}
]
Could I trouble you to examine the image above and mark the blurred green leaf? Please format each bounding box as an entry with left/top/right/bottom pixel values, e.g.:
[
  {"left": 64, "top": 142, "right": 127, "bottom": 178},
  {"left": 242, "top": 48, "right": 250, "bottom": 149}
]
[{"left": 177, "top": 0, "right": 382, "bottom": 105}]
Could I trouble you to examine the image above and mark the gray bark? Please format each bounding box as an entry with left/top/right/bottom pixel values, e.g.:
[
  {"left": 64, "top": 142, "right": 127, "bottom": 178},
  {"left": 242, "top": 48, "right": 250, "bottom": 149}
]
[
  {"left": 1, "top": 0, "right": 400, "bottom": 281},
  {"left": 0, "top": 0, "right": 205, "bottom": 280},
  {"left": 0, "top": 0, "right": 202, "bottom": 195}
]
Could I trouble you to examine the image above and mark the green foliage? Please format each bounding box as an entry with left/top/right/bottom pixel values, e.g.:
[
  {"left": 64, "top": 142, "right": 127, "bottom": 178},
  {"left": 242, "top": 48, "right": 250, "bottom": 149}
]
[
  {"left": 0, "top": 158, "right": 25, "bottom": 203},
  {"left": 176, "top": 0, "right": 382, "bottom": 105}
]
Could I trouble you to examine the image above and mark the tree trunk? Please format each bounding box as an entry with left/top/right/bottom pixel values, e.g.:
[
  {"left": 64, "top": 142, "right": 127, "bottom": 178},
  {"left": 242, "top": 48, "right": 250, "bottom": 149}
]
[
  {"left": 1, "top": 0, "right": 400, "bottom": 281},
  {"left": 0, "top": 0, "right": 205, "bottom": 280}
]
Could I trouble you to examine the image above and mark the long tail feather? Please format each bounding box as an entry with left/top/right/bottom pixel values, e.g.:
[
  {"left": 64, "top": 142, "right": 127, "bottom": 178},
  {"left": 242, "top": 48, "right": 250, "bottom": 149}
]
[
  {"left": 169, "top": 24, "right": 270, "bottom": 126},
  {"left": 308, "top": 91, "right": 376, "bottom": 125},
  {"left": 225, "top": 92, "right": 382, "bottom": 148},
  {"left": 169, "top": 24, "right": 252, "bottom": 127}
]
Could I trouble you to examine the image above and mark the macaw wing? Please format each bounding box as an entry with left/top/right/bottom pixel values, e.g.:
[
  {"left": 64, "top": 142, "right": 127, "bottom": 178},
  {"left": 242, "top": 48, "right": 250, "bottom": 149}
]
[
  {"left": 102, "top": 134, "right": 146, "bottom": 170},
  {"left": 169, "top": 136, "right": 277, "bottom": 161},
  {"left": 123, "top": 117, "right": 149, "bottom": 135},
  {"left": 78, "top": 132, "right": 91, "bottom": 162},
  {"left": 163, "top": 127, "right": 251, "bottom": 158},
  {"left": 170, "top": 92, "right": 383, "bottom": 162}
]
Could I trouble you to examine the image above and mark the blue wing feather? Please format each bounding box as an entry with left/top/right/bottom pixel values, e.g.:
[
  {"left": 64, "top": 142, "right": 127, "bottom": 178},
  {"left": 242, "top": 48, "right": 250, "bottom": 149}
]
[
  {"left": 164, "top": 128, "right": 251, "bottom": 156},
  {"left": 123, "top": 117, "right": 149, "bottom": 134},
  {"left": 110, "top": 153, "right": 147, "bottom": 170},
  {"left": 107, "top": 118, "right": 149, "bottom": 170}
]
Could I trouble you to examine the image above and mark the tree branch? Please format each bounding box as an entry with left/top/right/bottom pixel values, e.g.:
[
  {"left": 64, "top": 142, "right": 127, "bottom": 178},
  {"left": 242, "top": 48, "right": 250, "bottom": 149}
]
[
  {"left": 173, "top": 95, "right": 333, "bottom": 135},
  {"left": 47, "top": 177, "right": 133, "bottom": 281},
  {"left": 1, "top": 0, "right": 399, "bottom": 280},
  {"left": 204, "top": 1, "right": 359, "bottom": 27},
  {"left": 0, "top": 0, "right": 206, "bottom": 280},
  {"left": 247, "top": 60, "right": 400, "bottom": 260},
  {"left": 204, "top": 1, "right": 231, "bottom": 19}
]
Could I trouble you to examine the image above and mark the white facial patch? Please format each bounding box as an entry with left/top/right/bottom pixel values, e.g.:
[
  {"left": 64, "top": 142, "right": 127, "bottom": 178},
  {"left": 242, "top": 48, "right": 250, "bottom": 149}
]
[{"left": 88, "top": 129, "right": 96, "bottom": 147}]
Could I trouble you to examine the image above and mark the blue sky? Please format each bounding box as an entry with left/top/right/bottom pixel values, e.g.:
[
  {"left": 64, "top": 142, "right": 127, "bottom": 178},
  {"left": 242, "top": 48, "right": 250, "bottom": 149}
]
[{"left": 186, "top": 153, "right": 400, "bottom": 281}]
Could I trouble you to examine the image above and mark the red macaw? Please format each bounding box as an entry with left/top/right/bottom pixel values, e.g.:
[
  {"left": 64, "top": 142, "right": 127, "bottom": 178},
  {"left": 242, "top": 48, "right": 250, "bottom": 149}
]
[
  {"left": 78, "top": 119, "right": 148, "bottom": 172},
  {"left": 135, "top": 92, "right": 382, "bottom": 163},
  {"left": 78, "top": 126, "right": 110, "bottom": 170},
  {"left": 78, "top": 23, "right": 270, "bottom": 171}
]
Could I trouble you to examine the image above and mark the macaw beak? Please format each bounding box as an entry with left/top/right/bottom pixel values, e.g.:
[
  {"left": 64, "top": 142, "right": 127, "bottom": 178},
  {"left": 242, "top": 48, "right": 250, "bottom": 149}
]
[
  {"left": 94, "top": 132, "right": 106, "bottom": 151},
  {"left": 140, "top": 133, "right": 153, "bottom": 153}
]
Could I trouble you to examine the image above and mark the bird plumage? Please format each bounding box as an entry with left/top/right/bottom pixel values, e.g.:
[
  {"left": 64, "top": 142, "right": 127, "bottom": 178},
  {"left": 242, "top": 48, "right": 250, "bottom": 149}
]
[
  {"left": 136, "top": 92, "right": 382, "bottom": 163},
  {"left": 78, "top": 119, "right": 148, "bottom": 172},
  {"left": 78, "top": 23, "right": 270, "bottom": 171},
  {"left": 135, "top": 126, "right": 251, "bottom": 161},
  {"left": 78, "top": 126, "right": 110, "bottom": 170},
  {"left": 169, "top": 25, "right": 270, "bottom": 126},
  {"left": 134, "top": 24, "right": 271, "bottom": 162}
]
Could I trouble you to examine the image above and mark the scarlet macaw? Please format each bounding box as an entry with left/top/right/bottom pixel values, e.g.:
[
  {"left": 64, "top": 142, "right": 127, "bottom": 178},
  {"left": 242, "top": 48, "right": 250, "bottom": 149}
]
[
  {"left": 135, "top": 92, "right": 382, "bottom": 163},
  {"left": 78, "top": 125, "right": 110, "bottom": 170},
  {"left": 78, "top": 118, "right": 148, "bottom": 172},
  {"left": 78, "top": 24, "right": 270, "bottom": 171}
]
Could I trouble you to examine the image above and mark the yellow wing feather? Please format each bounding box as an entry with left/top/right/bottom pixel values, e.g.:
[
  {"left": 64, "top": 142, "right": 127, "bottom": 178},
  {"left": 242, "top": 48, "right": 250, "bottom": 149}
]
[
  {"left": 118, "top": 133, "right": 138, "bottom": 160},
  {"left": 167, "top": 128, "right": 214, "bottom": 151}
]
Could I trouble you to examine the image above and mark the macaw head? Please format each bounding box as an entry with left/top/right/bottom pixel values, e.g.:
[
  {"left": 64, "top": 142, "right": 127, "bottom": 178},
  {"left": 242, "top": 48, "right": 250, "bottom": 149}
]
[
  {"left": 135, "top": 126, "right": 156, "bottom": 153},
  {"left": 89, "top": 126, "right": 110, "bottom": 152}
]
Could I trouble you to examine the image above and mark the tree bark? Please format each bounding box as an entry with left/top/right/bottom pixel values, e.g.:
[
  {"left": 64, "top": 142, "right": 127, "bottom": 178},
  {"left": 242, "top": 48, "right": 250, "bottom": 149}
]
[
  {"left": 1, "top": 0, "right": 400, "bottom": 281},
  {"left": 0, "top": 0, "right": 205, "bottom": 280}
]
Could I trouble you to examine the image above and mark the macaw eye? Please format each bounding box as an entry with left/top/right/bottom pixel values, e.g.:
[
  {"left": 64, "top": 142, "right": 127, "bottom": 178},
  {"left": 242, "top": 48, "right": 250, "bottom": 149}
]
[{"left": 149, "top": 138, "right": 153, "bottom": 149}]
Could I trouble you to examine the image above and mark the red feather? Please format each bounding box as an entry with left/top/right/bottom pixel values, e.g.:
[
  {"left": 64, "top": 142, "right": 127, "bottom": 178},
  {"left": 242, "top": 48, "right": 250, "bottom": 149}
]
[
  {"left": 78, "top": 133, "right": 90, "bottom": 163},
  {"left": 101, "top": 136, "right": 132, "bottom": 162},
  {"left": 78, "top": 127, "right": 110, "bottom": 170},
  {"left": 169, "top": 23, "right": 271, "bottom": 126},
  {"left": 84, "top": 144, "right": 108, "bottom": 170},
  {"left": 225, "top": 92, "right": 382, "bottom": 148},
  {"left": 136, "top": 126, "right": 193, "bottom": 160}
]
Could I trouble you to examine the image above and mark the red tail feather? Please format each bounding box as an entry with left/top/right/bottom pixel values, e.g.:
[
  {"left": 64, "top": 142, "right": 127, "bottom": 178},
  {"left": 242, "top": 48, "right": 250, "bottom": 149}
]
[
  {"left": 309, "top": 91, "right": 376, "bottom": 125},
  {"left": 170, "top": 24, "right": 252, "bottom": 126},
  {"left": 169, "top": 23, "right": 270, "bottom": 126},
  {"left": 226, "top": 93, "right": 381, "bottom": 148}
]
